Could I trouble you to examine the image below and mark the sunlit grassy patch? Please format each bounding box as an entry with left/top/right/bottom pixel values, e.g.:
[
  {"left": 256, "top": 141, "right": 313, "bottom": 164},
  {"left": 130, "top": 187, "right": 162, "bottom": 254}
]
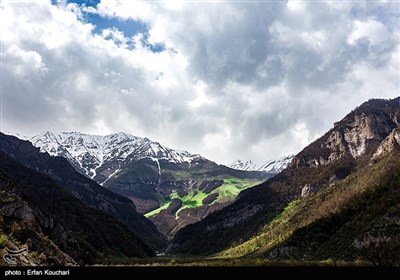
[
  {"left": 146, "top": 178, "right": 261, "bottom": 219},
  {"left": 214, "top": 178, "right": 260, "bottom": 203},
  {"left": 145, "top": 201, "right": 172, "bottom": 218}
]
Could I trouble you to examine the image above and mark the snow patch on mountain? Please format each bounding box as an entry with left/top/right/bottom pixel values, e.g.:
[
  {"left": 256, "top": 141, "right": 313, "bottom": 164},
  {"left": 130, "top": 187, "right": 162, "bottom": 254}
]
[
  {"left": 229, "top": 154, "right": 295, "bottom": 174},
  {"left": 150, "top": 157, "right": 161, "bottom": 176},
  {"left": 228, "top": 160, "right": 258, "bottom": 171},
  {"left": 3, "top": 131, "right": 29, "bottom": 140},
  {"left": 30, "top": 131, "right": 205, "bottom": 180},
  {"left": 258, "top": 154, "right": 295, "bottom": 173}
]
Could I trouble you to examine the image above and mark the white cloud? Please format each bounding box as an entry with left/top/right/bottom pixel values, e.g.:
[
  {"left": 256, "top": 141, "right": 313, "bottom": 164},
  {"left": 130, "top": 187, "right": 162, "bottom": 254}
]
[
  {"left": 1, "top": 0, "right": 399, "bottom": 165},
  {"left": 5, "top": 45, "right": 48, "bottom": 78},
  {"left": 96, "top": 0, "right": 153, "bottom": 21},
  {"left": 348, "top": 19, "right": 391, "bottom": 46},
  {"left": 188, "top": 81, "right": 209, "bottom": 108},
  {"left": 163, "top": 0, "right": 184, "bottom": 11}
]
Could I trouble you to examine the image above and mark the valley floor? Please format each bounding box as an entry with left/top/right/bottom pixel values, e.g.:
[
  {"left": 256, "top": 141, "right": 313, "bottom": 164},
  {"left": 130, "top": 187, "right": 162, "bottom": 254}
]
[{"left": 96, "top": 257, "right": 370, "bottom": 267}]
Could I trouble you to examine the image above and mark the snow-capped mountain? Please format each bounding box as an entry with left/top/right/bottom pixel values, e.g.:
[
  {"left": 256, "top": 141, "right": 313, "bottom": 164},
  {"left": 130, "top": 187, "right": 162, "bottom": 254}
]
[
  {"left": 30, "top": 131, "right": 204, "bottom": 183},
  {"left": 228, "top": 160, "right": 258, "bottom": 171},
  {"left": 229, "top": 154, "right": 295, "bottom": 174},
  {"left": 25, "top": 131, "right": 269, "bottom": 238},
  {"left": 258, "top": 154, "right": 295, "bottom": 173}
]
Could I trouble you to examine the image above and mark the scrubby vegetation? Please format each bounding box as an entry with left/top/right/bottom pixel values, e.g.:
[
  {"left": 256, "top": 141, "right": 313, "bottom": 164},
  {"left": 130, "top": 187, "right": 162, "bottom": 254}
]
[
  {"left": 169, "top": 97, "right": 400, "bottom": 260},
  {"left": 220, "top": 153, "right": 400, "bottom": 266}
]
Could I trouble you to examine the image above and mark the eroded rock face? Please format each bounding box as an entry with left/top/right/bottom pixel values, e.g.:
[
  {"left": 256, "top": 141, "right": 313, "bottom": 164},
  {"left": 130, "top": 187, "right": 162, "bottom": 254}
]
[
  {"left": 301, "top": 184, "right": 312, "bottom": 198},
  {"left": 344, "top": 113, "right": 393, "bottom": 158},
  {"left": 291, "top": 111, "right": 399, "bottom": 168},
  {"left": 301, "top": 183, "right": 321, "bottom": 198},
  {"left": 372, "top": 128, "right": 400, "bottom": 161}
]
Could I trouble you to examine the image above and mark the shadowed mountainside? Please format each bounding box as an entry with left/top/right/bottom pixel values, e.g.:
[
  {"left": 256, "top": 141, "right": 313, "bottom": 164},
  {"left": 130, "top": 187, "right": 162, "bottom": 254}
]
[
  {"left": 0, "top": 133, "right": 166, "bottom": 250},
  {"left": 0, "top": 150, "right": 154, "bottom": 265},
  {"left": 168, "top": 97, "right": 400, "bottom": 263}
]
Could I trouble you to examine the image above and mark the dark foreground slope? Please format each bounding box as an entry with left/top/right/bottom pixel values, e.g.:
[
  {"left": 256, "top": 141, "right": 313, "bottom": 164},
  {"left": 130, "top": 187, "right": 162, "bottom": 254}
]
[
  {"left": 0, "top": 133, "right": 166, "bottom": 250},
  {"left": 222, "top": 149, "right": 400, "bottom": 265},
  {"left": 0, "top": 150, "right": 153, "bottom": 265},
  {"left": 0, "top": 134, "right": 166, "bottom": 250},
  {"left": 168, "top": 97, "right": 400, "bottom": 259}
]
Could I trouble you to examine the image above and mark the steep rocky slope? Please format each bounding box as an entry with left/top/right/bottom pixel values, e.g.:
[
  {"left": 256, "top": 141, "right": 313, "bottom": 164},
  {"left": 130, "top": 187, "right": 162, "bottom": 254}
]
[
  {"left": 0, "top": 150, "right": 154, "bottom": 265},
  {"left": 0, "top": 133, "right": 165, "bottom": 250},
  {"left": 168, "top": 97, "right": 400, "bottom": 258},
  {"left": 221, "top": 151, "right": 400, "bottom": 265}
]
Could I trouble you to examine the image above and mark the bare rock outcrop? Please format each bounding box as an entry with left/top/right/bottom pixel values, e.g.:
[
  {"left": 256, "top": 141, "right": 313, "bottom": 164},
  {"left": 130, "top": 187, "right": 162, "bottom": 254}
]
[
  {"left": 291, "top": 110, "right": 399, "bottom": 168},
  {"left": 371, "top": 128, "right": 400, "bottom": 161}
]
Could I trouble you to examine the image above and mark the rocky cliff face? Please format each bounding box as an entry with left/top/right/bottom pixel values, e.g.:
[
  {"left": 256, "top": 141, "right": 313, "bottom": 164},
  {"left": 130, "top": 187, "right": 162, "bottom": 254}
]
[
  {"left": 168, "top": 97, "right": 400, "bottom": 256},
  {"left": 290, "top": 98, "right": 400, "bottom": 168},
  {"left": 372, "top": 128, "right": 400, "bottom": 160}
]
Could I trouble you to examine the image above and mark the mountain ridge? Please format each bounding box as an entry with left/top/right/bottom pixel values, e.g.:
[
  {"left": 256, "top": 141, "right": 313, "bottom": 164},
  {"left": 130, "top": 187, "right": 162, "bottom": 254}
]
[
  {"left": 0, "top": 133, "right": 166, "bottom": 250},
  {"left": 0, "top": 138, "right": 155, "bottom": 265},
  {"left": 168, "top": 97, "right": 400, "bottom": 259},
  {"left": 30, "top": 131, "right": 207, "bottom": 184},
  {"left": 229, "top": 154, "right": 295, "bottom": 173},
  {"left": 27, "top": 131, "right": 272, "bottom": 239}
]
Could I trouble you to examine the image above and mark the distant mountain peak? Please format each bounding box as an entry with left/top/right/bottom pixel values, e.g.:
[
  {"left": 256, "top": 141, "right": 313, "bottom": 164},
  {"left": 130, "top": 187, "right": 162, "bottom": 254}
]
[
  {"left": 30, "top": 131, "right": 205, "bottom": 183},
  {"left": 229, "top": 154, "right": 295, "bottom": 174},
  {"left": 258, "top": 154, "right": 296, "bottom": 173},
  {"left": 228, "top": 160, "right": 257, "bottom": 171}
]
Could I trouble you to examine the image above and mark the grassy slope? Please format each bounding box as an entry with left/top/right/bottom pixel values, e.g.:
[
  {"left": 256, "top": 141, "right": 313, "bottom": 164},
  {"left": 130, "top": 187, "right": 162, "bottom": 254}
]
[
  {"left": 145, "top": 201, "right": 172, "bottom": 218},
  {"left": 145, "top": 177, "right": 261, "bottom": 219},
  {"left": 213, "top": 178, "right": 258, "bottom": 203},
  {"left": 219, "top": 154, "right": 400, "bottom": 262}
]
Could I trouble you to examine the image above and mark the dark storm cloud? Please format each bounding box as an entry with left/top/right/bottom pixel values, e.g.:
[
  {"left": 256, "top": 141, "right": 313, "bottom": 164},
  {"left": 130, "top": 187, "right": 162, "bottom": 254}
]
[{"left": 1, "top": 0, "right": 399, "bottom": 164}]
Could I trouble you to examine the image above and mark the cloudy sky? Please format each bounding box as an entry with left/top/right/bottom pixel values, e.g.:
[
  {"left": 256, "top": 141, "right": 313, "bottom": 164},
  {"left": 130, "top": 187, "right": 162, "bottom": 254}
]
[{"left": 1, "top": 0, "right": 399, "bottom": 165}]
